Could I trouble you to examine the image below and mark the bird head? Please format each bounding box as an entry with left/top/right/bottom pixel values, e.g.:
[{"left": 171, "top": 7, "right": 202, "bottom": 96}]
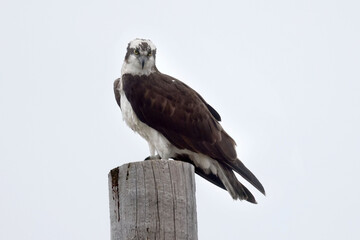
[{"left": 122, "top": 38, "right": 157, "bottom": 76}]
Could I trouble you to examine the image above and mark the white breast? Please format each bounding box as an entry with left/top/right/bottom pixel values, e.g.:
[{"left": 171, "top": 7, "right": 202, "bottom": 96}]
[
  {"left": 120, "top": 90, "right": 173, "bottom": 157},
  {"left": 119, "top": 79, "right": 219, "bottom": 176}
]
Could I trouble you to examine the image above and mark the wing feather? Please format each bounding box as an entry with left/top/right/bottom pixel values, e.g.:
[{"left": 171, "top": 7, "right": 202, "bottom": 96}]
[
  {"left": 113, "top": 78, "right": 121, "bottom": 108},
  {"left": 122, "top": 73, "right": 221, "bottom": 147},
  {"left": 122, "top": 72, "right": 265, "bottom": 195}
]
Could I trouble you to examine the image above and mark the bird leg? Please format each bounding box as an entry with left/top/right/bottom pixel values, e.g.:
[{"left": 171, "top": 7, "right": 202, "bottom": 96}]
[{"left": 144, "top": 143, "right": 161, "bottom": 160}]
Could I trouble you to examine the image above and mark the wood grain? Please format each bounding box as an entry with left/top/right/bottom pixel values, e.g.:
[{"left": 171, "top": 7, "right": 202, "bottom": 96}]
[{"left": 109, "top": 160, "right": 198, "bottom": 240}]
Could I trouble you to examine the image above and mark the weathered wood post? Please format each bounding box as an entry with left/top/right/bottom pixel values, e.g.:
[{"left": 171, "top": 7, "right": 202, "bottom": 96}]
[{"left": 108, "top": 160, "right": 198, "bottom": 240}]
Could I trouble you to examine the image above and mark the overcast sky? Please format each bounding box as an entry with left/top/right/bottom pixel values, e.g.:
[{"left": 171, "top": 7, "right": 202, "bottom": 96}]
[{"left": 1, "top": 0, "right": 360, "bottom": 239}]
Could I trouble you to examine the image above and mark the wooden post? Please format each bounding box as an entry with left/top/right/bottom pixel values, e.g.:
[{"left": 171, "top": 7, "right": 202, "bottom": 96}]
[{"left": 108, "top": 160, "right": 198, "bottom": 240}]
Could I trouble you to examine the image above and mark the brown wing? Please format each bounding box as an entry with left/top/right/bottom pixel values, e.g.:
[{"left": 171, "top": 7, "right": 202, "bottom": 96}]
[
  {"left": 122, "top": 72, "right": 265, "bottom": 195},
  {"left": 122, "top": 72, "right": 234, "bottom": 158},
  {"left": 113, "top": 78, "right": 121, "bottom": 108}
]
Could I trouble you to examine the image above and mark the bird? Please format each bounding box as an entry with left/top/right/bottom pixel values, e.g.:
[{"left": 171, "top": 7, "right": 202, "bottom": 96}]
[{"left": 114, "top": 38, "right": 265, "bottom": 203}]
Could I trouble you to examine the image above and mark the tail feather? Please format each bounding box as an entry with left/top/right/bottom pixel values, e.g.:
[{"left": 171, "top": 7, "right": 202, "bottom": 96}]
[
  {"left": 231, "top": 159, "right": 266, "bottom": 195},
  {"left": 174, "top": 154, "right": 227, "bottom": 191},
  {"left": 174, "top": 154, "right": 262, "bottom": 204},
  {"left": 216, "top": 131, "right": 265, "bottom": 195},
  {"left": 221, "top": 164, "right": 257, "bottom": 203}
]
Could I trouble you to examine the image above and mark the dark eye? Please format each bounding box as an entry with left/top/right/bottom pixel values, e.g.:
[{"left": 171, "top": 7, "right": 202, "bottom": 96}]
[
  {"left": 134, "top": 49, "right": 139, "bottom": 55},
  {"left": 147, "top": 50, "right": 152, "bottom": 56}
]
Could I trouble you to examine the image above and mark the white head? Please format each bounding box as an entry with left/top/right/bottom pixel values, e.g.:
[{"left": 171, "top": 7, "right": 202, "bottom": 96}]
[{"left": 121, "top": 38, "right": 157, "bottom": 76}]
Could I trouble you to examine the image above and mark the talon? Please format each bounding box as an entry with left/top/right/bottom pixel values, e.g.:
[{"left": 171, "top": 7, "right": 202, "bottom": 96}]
[{"left": 144, "top": 154, "right": 161, "bottom": 161}]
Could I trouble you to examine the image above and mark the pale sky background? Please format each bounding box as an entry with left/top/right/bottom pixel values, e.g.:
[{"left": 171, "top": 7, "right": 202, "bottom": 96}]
[{"left": 1, "top": 0, "right": 360, "bottom": 239}]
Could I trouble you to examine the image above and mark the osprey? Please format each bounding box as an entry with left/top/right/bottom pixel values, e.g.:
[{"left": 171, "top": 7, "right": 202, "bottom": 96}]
[{"left": 114, "top": 39, "right": 265, "bottom": 203}]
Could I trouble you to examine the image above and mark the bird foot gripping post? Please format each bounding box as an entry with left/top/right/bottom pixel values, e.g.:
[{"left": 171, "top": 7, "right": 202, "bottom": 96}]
[{"left": 108, "top": 160, "right": 198, "bottom": 240}]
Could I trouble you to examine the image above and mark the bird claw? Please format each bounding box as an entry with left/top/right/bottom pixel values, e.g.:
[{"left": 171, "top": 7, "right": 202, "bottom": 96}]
[{"left": 144, "top": 154, "right": 161, "bottom": 161}]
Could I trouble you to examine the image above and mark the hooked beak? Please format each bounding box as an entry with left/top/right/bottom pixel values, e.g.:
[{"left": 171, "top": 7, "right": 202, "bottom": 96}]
[{"left": 139, "top": 56, "right": 146, "bottom": 69}]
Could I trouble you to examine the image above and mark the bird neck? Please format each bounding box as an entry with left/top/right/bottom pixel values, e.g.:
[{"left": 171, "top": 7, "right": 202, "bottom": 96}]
[{"left": 121, "top": 61, "right": 157, "bottom": 76}]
